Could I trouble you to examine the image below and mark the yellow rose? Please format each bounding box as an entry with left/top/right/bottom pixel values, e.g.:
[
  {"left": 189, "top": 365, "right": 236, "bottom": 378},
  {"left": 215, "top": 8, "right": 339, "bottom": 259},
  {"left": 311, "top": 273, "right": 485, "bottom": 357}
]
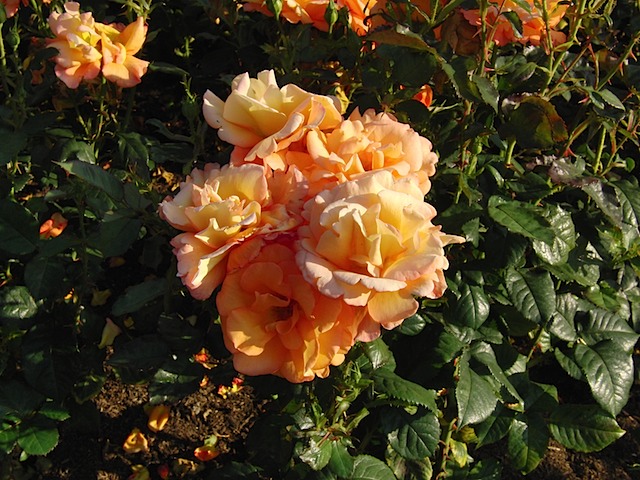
[
  {"left": 217, "top": 237, "right": 365, "bottom": 383},
  {"left": 203, "top": 70, "right": 342, "bottom": 168},
  {"left": 297, "top": 171, "right": 464, "bottom": 339}
]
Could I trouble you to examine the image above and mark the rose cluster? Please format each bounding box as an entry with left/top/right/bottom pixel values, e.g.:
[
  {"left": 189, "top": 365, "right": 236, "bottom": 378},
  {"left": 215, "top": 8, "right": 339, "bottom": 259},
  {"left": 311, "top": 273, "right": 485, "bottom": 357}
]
[
  {"left": 46, "top": 2, "right": 148, "bottom": 89},
  {"left": 239, "top": 0, "right": 568, "bottom": 47},
  {"left": 159, "top": 70, "right": 463, "bottom": 383}
]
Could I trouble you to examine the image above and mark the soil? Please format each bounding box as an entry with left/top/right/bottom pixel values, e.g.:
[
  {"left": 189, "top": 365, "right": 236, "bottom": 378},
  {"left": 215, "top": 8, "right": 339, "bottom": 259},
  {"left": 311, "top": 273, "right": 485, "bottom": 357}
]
[{"left": 10, "top": 373, "right": 640, "bottom": 480}]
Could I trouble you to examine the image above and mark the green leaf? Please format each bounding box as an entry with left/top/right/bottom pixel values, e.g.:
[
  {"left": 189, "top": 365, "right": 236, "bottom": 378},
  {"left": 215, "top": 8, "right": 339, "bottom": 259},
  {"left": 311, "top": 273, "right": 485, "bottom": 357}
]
[
  {"left": 445, "top": 458, "right": 502, "bottom": 479},
  {"left": 470, "top": 343, "right": 523, "bottom": 408},
  {"left": 0, "top": 381, "right": 44, "bottom": 419},
  {"left": 456, "top": 351, "right": 499, "bottom": 427},
  {"left": 549, "top": 294, "right": 578, "bottom": 342},
  {"left": 17, "top": 416, "right": 59, "bottom": 456},
  {"left": 488, "top": 196, "right": 554, "bottom": 244},
  {"left": 107, "top": 334, "right": 169, "bottom": 373},
  {"left": 117, "top": 132, "right": 150, "bottom": 165},
  {"left": 382, "top": 408, "right": 440, "bottom": 460},
  {"left": 57, "top": 160, "right": 123, "bottom": 201},
  {"left": 505, "top": 268, "right": 556, "bottom": 324},
  {"left": 111, "top": 278, "right": 167, "bottom": 316},
  {"left": 507, "top": 414, "right": 548, "bottom": 474},
  {"left": 499, "top": 96, "right": 568, "bottom": 148},
  {"left": 0, "top": 286, "right": 38, "bottom": 322},
  {"left": 92, "top": 214, "right": 141, "bottom": 257},
  {"left": 300, "top": 437, "right": 332, "bottom": 471},
  {"left": 472, "top": 75, "right": 499, "bottom": 111},
  {"left": 592, "top": 89, "right": 625, "bottom": 111},
  {"left": 148, "top": 357, "right": 201, "bottom": 403},
  {"left": 350, "top": 455, "right": 396, "bottom": 480},
  {"left": 0, "top": 128, "right": 27, "bottom": 166},
  {"left": 0, "top": 421, "right": 19, "bottom": 454},
  {"left": 373, "top": 369, "right": 437, "bottom": 411},
  {"left": 474, "top": 405, "right": 514, "bottom": 447},
  {"left": 366, "top": 25, "right": 436, "bottom": 52},
  {"left": 611, "top": 178, "right": 640, "bottom": 228},
  {"left": 533, "top": 205, "right": 576, "bottom": 265},
  {"left": 554, "top": 348, "right": 584, "bottom": 380},
  {"left": 579, "top": 307, "right": 639, "bottom": 351},
  {"left": 581, "top": 181, "right": 622, "bottom": 228},
  {"left": 549, "top": 404, "right": 625, "bottom": 452},
  {"left": 21, "top": 325, "right": 74, "bottom": 400},
  {"left": 395, "top": 313, "right": 427, "bottom": 336},
  {"left": 327, "top": 440, "right": 354, "bottom": 477},
  {"left": 24, "top": 256, "right": 66, "bottom": 300},
  {"left": 58, "top": 139, "right": 96, "bottom": 164},
  {"left": 453, "top": 285, "right": 490, "bottom": 330},
  {"left": 0, "top": 200, "right": 39, "bottom": 255},
  {"left": 574, "top": 341, "right": 634, "bottom": 416},
  {"left": 362, "top": 338, "right": 396, "bottom": 371},
  {"left": 546, "top": 236, "right": 601, "bottom": 287},
  {"left": 388, "top": 450, "right": 433, "bottom": 480}
]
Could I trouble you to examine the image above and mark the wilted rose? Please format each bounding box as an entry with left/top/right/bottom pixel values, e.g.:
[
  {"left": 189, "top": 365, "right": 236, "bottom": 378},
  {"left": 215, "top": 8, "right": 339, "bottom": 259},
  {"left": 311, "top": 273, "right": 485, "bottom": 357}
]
[
  {"left": 217, "top": 237, "right": 365, "bottom": 383},
  {"left": 297, "top": 171, "right": 464, "bottom": 340}
]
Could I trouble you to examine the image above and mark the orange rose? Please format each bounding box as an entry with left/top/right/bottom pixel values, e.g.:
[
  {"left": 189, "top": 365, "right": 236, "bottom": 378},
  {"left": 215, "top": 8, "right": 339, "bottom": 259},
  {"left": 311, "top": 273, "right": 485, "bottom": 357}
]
[
  {"left": 39, "top": 212, "right": 68, "bottom": 239},
  {"left": 96, "top": 17, "right": 149, "bottom": 88},
  {"left": 297, "top": 108, "right": 438, "bottom": 195},
  {"left": 297, "top": 171, "right": 464, "bottom": 339},
  {"left": 461, "top": 0, "right": 568, "bottom": 47},
  {"left": 159, "top": 163, "right": 298, "bottom": 300},
  {"left": 242, "top": 0, "right": 332, "bottom": 31},
  {"left": 203, "top": 70, "right": 342, "bottom": 169},
  {"left": 47, "top": 2, "right": 102, "bottom": 89},
  {"left": 1, "top": 0, "right": 27, "bottom": 18},
  {"left": 217, "top": 237, "right": 365, "bottom": 382}
]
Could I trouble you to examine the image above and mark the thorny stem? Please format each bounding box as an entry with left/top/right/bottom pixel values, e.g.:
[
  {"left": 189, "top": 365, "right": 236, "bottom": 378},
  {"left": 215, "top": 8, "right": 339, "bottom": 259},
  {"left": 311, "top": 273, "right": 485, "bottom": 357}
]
[
  {"left": 592, "top": 124, "right": 607, "bottom": 174},
  {"left": 596, "top": 30, "right": 640, "bottom": 91},
  {"left": 436, "top": 417, "right": 457, "bottom": 479}
]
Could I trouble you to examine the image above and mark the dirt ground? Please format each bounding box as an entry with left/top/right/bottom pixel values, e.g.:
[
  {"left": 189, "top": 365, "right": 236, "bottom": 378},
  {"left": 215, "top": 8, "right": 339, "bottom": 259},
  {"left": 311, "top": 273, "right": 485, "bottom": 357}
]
[{"left": 8, "top": 373, "right": 640, "bottom": 479}]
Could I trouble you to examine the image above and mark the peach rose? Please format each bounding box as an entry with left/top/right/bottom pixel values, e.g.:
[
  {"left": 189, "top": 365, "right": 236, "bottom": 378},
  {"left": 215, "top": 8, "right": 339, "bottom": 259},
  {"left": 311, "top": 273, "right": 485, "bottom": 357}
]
[
  {"left": 296, "top": 171, "right": 463, "bottom": 339},
  {"left": 1, "top": 0, "right": 27, "bottom": 18},
  {"left": 202, "top": 70, "right": 343, "bottom": 169},
  {"left": 461, "top": 0, "right": 568, "bottom": 47},
  {"left": 295, "top": 109, "right": 438, "bottom": 195},
  {"left": 96, "top": 17, "right": 149, "bottom": 88},
  {"left": 159, "top": 163, "right": 298, "bottom": 300},
  {"left": 217, "top": 237, "right": 365, "bottom": 383},
  {"left": 242, "top": 0, "right": 331, "bottom": 31},
  {"left": 47, "top": 2, "right": 102, "bottom": 89}
]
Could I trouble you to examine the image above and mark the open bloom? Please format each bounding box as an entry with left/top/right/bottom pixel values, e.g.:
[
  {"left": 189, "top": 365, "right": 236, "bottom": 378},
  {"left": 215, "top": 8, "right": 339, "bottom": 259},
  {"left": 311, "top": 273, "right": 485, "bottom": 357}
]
[
  {"left": 297, "top": 171, "right": 463, "bottom": 339},
  {"left": 217, "top": 237, "right": 365, "bottom": 382},
  {"left": 203, "top": 70, "right": 342, "bottom": 168},
  {"left": 96, "top": 17, "right": 149, "bottom": 87},
  {"left": 461, "top": 0, "right": 568, "bottom": 47},
  {"left": 47, "top": 2, "right": 102, "bottom": 89},
  {"left": 297, "top": 109, "right": 438, "bottom": 195},
  {"left": 159, "top": 163, "right": 297, "bottom": 299}
]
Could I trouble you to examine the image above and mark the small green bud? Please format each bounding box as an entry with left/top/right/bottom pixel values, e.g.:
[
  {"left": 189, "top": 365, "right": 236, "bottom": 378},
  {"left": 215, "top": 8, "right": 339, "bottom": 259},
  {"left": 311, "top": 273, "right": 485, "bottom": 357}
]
[
  {"left": 266, "top": 0, "right": 283, "bottom": 19},
  {"left": 324, "top": 0, "right": 339, "bottom": 34}
]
